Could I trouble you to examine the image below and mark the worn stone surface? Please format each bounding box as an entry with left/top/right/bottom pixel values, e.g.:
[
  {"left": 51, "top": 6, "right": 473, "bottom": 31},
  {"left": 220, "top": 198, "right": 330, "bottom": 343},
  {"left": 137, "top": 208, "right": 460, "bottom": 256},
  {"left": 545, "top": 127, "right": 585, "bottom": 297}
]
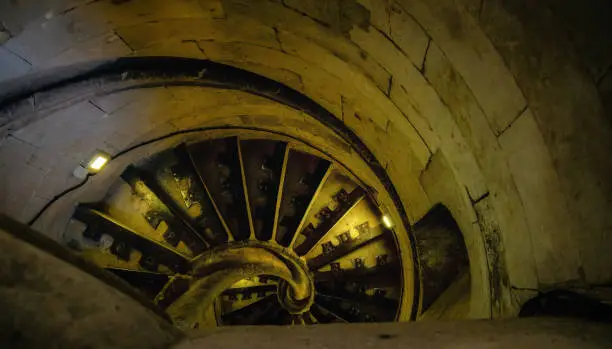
[
  {"left": 0, "top": 218, "right": 181, "bottom": 349},
  {"left": 498, "top": 109, "right": 582, "bottom": 286},
  {"left": 0, "top": 137, "right": 46, "bottom": 219},
  {"left": 473, "top": 196, "right": 515, "bottom": 317},
  {"left": 117, "top": 18, "right": 280, "bottom": 51},
  {"left": 283, "top": 0, "right": 371, "bottom": 36},
  {"left": 44, "top": 32, "right": 132, "bottom": 68},
  {"left": 422, "top": 41, "right": 538, "bottom": 289},
  {"left": 419, "top": 271, "right": 471, "bottom": 320},
  {"left": 481, "top": 0, "right": 612, "bottom": 285},
  {"left": 351, "top": 24, "right": 487, "bottom": 199},
  {"left": 388, "top": 1, "right": 429, "bottom": 68},
  {"left": 412, "top": 204, "right": 470, "bottom": 315},
  {"left": 0, "top": 46, "right": 31, "bottom": 82},
  {"left": 174, "top": 319, "right": 612, "bottom": 349},
  {"left": 399, "top": 0, "right": 527, "bottom": 134},
  {"left": 419, "top": 150, "right": 490, "bottom": 319}
]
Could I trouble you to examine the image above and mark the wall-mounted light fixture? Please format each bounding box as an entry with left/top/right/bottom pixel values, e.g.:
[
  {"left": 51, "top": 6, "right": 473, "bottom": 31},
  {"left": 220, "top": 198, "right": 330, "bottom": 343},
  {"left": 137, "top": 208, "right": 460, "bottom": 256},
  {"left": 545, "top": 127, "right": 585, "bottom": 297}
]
[
  {"left": 87, "top": 152, "right": 110, "bottom": 172},
  {"left": 382, "top": 214, "right": 394, "bottom": 229},
  {"left": 73, "top": 150, "right": 111, "bottom": 179}
]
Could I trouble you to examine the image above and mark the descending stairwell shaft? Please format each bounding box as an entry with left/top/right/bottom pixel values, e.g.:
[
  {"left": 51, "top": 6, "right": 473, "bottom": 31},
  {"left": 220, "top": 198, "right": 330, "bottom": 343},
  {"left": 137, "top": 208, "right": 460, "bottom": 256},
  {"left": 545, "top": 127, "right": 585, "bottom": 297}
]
[{"left": 67, "top": 136, "right": 404, "bottom": 328}]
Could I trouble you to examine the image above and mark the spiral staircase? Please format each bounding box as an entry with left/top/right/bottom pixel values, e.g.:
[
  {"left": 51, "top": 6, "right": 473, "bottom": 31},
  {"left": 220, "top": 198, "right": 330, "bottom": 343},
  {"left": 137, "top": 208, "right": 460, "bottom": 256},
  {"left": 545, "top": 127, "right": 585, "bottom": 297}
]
[{"left": 65, "top": 136, "right": 405, "bottom": 328}]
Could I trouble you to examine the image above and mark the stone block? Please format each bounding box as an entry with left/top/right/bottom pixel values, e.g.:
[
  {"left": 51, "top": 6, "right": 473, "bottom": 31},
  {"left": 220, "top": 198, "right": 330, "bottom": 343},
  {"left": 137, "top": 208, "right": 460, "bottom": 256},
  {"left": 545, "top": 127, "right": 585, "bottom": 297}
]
[
  {"left": 2, "top": 10, "right": 86, "bottom": 66},
  {"left": 472, "top": 197, "right": 523, "bottom": 317},
  {"left": 222, "top": 0, "right": 391, "bottom": 95},
  {"left": 0, "top": 161, "right": 46, "bottom": 219},
  {"left": 90, "top": 88, "right": 161, "bottom": 115},
  {"left": 0, "top": 0, "right": 88, "bottom": 35},
  {"left": 12, "top": 101, "right": 105, "bottom": 150},
  {"left": 384, "top": 109, "right": 431, "bottom": 168},
  {"left": 196, "top": 40, "right": 344, "bottom": 118},
  {"left": 481, "top": 0, "right": 612, "bottom": 284},
  {"left": 97, "top": 89, "right": 182, "bottom": 150},
  {"left": 287, "top": 30, "right": 386, "bottom": 93},
  {"left": 360, "top": 34, "right": 489, "bottom": 199},
  {"left": 499, "top": 109, "right": 581, "bottom": 286},
  {"left": 44, "top": 32, "right": 132, "bottom": 69},
  {"left": 116, "top": 18, "right": 279, "bottom": 51},
  {"left": 123, "top": 122, "right": 178, "bottom": 150},
  {"left": 221, "top": 0, "right": 416, "bottom": 144},
  {"left": 0, "top": 46, "right": 31, "bottom": 82},
  {"left": 341, "top": 97, "right": 430, "bottom": 222},
  {"left": 3, "top": 0, "right": 224, "bottom": 65},
  {"left": 277, "top": 29, "right": 390, "bottom": 98},
  {"left": 357, "top": 0, "right": 391, "bottom": 34},
  {"left": 400, "top": 0, "right": 527, "bottom": 134},
  {"left": 283, "top": 0, "right": 370, "bottom": 35},
  {"left": 0, "top": 137, "right": 79, "bottom": 222},
  {"left": 350, "top": 26, "right": 441, "bottom": 137},
  {"left": 282, "top": 0, "right": 338, "bottom": 26},
  {"left": 342, "top": 98, "right": 387, "bottom": 154},
  {"left": 419, "top": 150, "right": 490, "bottom": 319},
  {"left": 132, "top": 40, "right": 206, "bottom": 59},
  {"left": 0, "top": 136, "right": 37, "bottom": 167},
  {"left": 423, "top": 41, "right": 538, "bottom": 289},
  {"left": 222, "top": 62, "right": 304, "bottom": 91},
  {"left": 19, "top": 194, "right": 50, "bottom": 223},
  {"left": 388, "top": 81, "right": 438, "bottom": 150},
  {"left": 389, "top": 1, "right": 430, "bottom": 68},
  {"left": 33, "top": 158, "right": 83, "bottom": 200},
  {"left": 169, "top": 91, "right": 301, "bottom": 130},
  {"left": 384, "top": 154, "right": 431, "bottom": 223}
]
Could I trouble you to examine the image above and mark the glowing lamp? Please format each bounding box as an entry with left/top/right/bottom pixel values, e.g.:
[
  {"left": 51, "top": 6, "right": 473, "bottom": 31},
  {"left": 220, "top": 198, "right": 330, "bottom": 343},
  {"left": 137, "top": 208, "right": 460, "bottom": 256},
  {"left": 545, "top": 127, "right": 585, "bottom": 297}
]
[
  {"left": 88, "top": 154, "right": 109, "bottom": 171},
  {"left": 382, "top": 214, "right": 394, "bottom": 229}
]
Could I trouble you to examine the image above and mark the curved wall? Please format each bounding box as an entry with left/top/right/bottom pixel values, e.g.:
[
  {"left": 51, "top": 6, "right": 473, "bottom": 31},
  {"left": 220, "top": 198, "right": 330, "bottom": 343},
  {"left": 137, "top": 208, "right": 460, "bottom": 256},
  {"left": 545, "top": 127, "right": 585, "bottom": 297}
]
[{"left": 1, "top": 0, "right": 611, "bottom": 318}]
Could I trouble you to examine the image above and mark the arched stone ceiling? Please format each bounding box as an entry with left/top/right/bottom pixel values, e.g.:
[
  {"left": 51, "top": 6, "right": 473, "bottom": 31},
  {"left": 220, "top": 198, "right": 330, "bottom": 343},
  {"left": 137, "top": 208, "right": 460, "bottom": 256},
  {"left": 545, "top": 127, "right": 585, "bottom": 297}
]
[{"left": 1, "top": 0, "right": 611, "bottom": 318}]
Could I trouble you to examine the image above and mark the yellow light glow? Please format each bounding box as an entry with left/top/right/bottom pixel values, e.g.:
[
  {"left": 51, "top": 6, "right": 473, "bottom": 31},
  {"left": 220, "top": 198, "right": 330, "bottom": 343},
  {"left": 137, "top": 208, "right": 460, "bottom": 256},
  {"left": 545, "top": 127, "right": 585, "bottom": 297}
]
[
  {"left": 382, "top": 214, "right": 393, "bottom": 229},
  {"left": 88, "top": 155, "right": 109, "bottom": 171}
]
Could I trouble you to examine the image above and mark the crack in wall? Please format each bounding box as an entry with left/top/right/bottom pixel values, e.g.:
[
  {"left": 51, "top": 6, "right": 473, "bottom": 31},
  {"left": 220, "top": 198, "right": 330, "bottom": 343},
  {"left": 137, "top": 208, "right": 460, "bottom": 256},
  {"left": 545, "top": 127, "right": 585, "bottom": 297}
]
[
  {"left": 390, "top": 1, "right": 431, "bottom": 43},
  {"left": 188, "top": 40, "right": 208, "bottom": 57},
  {"left": 420, "top": 38, "right": 432, "bottom": 75},
  {"left": 6, "top": 133, "right": 38, "bottom": 148},
  {"left": 2, "top": 45, "right": 33, "bottom": 66},
  {"left": 272, "top": 27, "right": 286, "bottom": 53},
  {"left": 466, "top": 187, "right": 490, "bottom": 204},
  {"left": 114, "top": 30, "right": 134, "bottom": 52},
  {"left": 398, "top": 84, "right": 434, "bottom": 157},
  {"left": 371, "top": 25, "right": 422, "bottom": 73},
  {"left": 88, "top": 100, "right": 107, "bottom": 114},
  {"left": 280, "top": 0, "right": 332, "bottom": 29},
  {"left": 496, "top": 104, "right": 528, "bottom": 137}
]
